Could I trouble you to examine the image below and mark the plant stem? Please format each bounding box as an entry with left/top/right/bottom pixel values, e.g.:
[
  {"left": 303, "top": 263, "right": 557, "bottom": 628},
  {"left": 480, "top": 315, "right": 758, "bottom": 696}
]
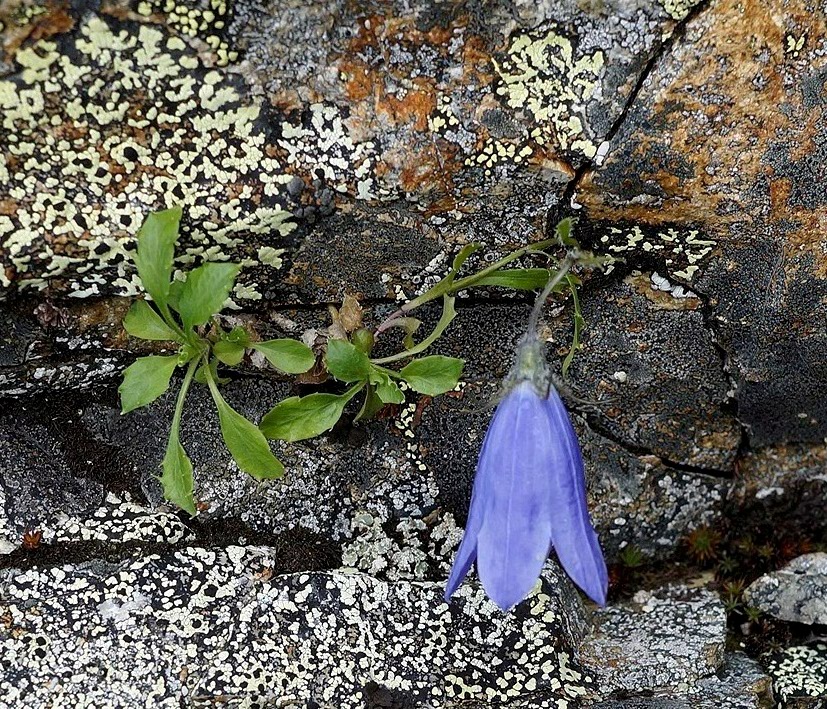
[
  {"left": 158, "top": 301, "right": 187, "bottom": 341},
  {"left": 374, "top": 237, "right": 555, "bottom": 336},
  {"left": 170, "top": 358, "right": 199, "bottom": 437},
  {"left": 527, "top": 259, "right": 573, "bottom": 335}
]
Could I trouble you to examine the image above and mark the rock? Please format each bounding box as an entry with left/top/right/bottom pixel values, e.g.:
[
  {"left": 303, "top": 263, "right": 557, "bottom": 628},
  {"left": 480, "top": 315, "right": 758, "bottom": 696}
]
[
  {"left": 744, "top": 553, "right": 827, "bottom": 625},
  {"left": 0, "top": 411, "right": 105, "bottom": 541},
  {"left": 0, "top": 0, "right": 682, "bottom": 302},
  {"left": 0, "top": 545, "right": 595, "bottom": 708},
  {"left": 0, "top": 295, "right": 729, "bottom": 565},
  {"left": 579, "top": 585, "right": 727, "bottom": 697},
  {"left": 560, "top": 275, "right": 740, "bottom": 471},
  {"left": 0, "top": 0, "right": 826, "bottom": 702},
  {"left": 581, "top": 425, "right": 727, "bottom": 561},
  {"left": 691, "top": 653, "right": 774, "bottom": 709},
  {"left": 579, "top": 0, "right": 827, "bottom": 448},
  {"left": 589, "top": 652, "right": 772, "bottom": 707},
  {"left": 765, "top": 643, "right": 827, "bottom": 708},
  {"left": 726, "top": 444, "right": 827, "bottom": 543}
]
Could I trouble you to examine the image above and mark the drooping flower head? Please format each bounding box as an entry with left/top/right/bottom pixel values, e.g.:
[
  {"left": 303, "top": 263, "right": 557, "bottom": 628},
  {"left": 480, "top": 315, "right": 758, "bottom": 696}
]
[{"left": 445, "top": 267, "right": 608, "bottom": 610}]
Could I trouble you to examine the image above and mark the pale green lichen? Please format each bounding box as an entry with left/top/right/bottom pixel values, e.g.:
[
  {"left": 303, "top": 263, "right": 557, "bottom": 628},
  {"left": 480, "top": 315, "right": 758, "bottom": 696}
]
[
  {"left": 0, "top": 15, "right": 297, "bottom": 297},
  {"left": 660, "top": 0, "right": 702, "bottom": 21},
  {"left": 137, "top": 0, "right": 238, "bottom": 66},
  {"left": 784, "top": 32, "right": 806, "bottom": 58},
  {"left": 493, "top": 27, "right": 604, "bottom": 159},
  {"left": 257, "top": 246, "right": 286, "bottom": 269},
  {"left": 598, "top": 225, "right": 716, "bottom": 282}
]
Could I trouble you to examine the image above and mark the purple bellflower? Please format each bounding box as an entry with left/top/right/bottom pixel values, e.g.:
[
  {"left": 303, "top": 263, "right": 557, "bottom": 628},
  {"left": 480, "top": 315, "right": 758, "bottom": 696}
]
[{"left": 445, "top": 272, "right": 608, "bottom": 611}]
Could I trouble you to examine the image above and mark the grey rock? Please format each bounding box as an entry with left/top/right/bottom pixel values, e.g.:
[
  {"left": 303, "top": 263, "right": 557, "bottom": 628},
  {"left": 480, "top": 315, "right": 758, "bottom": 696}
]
[
  {"left": 581, "top": 424, "right": 726, "bottom": 561},
  {"left": 0, "top": 417, "right": 105, "bottom": 539},
  {"left": 579, "top": 585, "right": 727, "bottom": 698},
  {"left": 726, "top": 443, "right": 827, "bottom": 543},
  {"left": 559, "top": 275, "right": 740, "bottom": 471},
  {"left": 591, "top": 651, "right": 771, "bottom": 709},
  {"left": 0, "top": 354, "right": 727, "bottom": 565},
  {"left": 744, "top": 553, "right": 827, "bottom": 625},
  {"left": 0, "top": 545, "right": 594, "bottom": 708}
]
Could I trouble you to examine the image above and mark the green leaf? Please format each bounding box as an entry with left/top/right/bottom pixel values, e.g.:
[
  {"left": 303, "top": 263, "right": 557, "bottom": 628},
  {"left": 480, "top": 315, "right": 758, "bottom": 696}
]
[
  {"left": 252, "top": 339, "right": 316, "bottom": 374},
  {"left": 176, "top": 262, "right": 241, "bottom": 329},
  {"left": 370, "top": 369, "right": 405, "bottom": 404},
  {"left": 133, "top": 207, "right": 182, "bottom": 308},
  {"left": 473, "top": 268, "right": 565, "bottom": 291},
  {"left": 205, "top": 375, "right": 284, "bottom": 480},
  {"left": 562, "top": 274, "right": 585, "bottom": 377},
  {"left": 223, "top": 326, "right": 251, "bottom": 347},
  {"left": 119, "top": 355, "right": 179, "bottom": 414},
  {"left": 168, "top": 278, "right": 185, "bottom": 311},
  {"left": 400, "top": 355, "right": 464, "bottom": 396},
  {"left": 355, "top": 385, "right": 385, "bottom": 421},
  {"left": 214, "top": 340, "right": 246, "bottom": 366},
  {"left": 325, "top": 338, "right": 372, "bottom": 382},
  {"left": 158, "top": 358, "right": 199, "bottom": 515},
  {"left": 260, "top": 384, "right": 363, "bottom": 442},
  {"left": 161, "top": 435, "right": 196, "bottom": 516},
  {"left": 556, "top": 216, "right": 578, "bottom": 247},
  {"left": 452, "top": 243, "right": 481, "bottom": 272},
  {"left": 373, "top": 294, "right": 457, "bottom": 364},
  {"left": 123, "top": 300, "right": 180, "bottom": 342}
]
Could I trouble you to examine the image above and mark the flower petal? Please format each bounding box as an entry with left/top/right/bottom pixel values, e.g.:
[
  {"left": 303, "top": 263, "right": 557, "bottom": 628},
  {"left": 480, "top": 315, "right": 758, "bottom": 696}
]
[
  {"left": 444, "top": 385, "right": 507, "bottom": 601},
  {"left": 476, "top": 381, "right": 554, "bottom": 610},
  {"left": 444, "top": 486, "right": 483, "bottom": 601},
  {"left": 544, "top": 386, "right": 608, "bottom": 605}
]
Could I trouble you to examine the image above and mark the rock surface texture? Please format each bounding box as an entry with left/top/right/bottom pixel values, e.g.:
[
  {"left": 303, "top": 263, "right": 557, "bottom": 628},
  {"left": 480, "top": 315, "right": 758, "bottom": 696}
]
[
  {"left": 745, "top": 553, "right": 827, "bottom": 626},
  {"left": 1, "top": 0, "right": 825, "bottom": 705}
]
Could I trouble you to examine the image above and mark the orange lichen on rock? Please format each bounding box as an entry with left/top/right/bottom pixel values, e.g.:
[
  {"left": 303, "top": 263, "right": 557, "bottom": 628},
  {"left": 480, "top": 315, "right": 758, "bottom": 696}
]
[{"left": 581, "top": 0, "right": 826, "bottom": 248}]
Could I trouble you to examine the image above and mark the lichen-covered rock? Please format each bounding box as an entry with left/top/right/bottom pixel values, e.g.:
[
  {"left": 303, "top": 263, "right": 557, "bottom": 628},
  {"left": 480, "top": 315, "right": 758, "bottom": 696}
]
[
  {"left": 580, "top": 425, "right": 726, "bottom": 560},
  {"left": 0, "top": 297, "right": 133, "bottom": 396},
  {"left": 579, "top": 0, "right": 827, "bottom": 448},
  {"left": 744, "top": 553, "right": 827, "bottom": 625},
  {"left": 558, "top": 274, "right": 740, "bottom": 471},
  {"left": 765, "top": 643, "right": 827, "bottom": 708},
  {"left": 0, "top": 545, "right": 594, "bottom": 708},
  {"left": 589, "top": 652, "right": 772, "bottom": 707},
  {"left": 0, "top": 0, "right": 686, "bottom": 302},
  {"left": 579, "top": 585, "right": 727, "bottom": 698}
]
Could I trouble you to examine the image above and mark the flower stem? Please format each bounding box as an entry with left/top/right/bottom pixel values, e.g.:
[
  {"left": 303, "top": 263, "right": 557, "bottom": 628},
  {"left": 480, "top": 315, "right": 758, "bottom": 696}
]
[
  {"left": 374, "top": 237, "right": 555, "bottom": 336},
  {"left": 527, "top": 258, "right": 573, "bottom": 336}
]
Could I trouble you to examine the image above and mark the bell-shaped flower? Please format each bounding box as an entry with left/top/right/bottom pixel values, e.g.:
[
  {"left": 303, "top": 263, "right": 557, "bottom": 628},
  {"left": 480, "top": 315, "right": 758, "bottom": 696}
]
[{"left": 445, "top": 335, "right": 608, "bottom": 611}]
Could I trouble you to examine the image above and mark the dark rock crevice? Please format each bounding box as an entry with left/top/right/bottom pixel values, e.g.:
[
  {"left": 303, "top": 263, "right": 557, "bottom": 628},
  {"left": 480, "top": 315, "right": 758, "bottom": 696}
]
[{"left": 0, "top": 515, "right": 343, "bottom": 575}]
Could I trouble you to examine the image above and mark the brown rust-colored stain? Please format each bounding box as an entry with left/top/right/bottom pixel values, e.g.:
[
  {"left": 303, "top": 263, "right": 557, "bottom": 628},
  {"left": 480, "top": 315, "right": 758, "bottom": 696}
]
[
  {"left": 379, "top": 81, "right": 437, "bottom": 132},
  {"left": 333, "top": 10, "right": 501, "bottom": 211},
  {"left": 1, "top": 2, "right": 75, "bottom": 59},
  {"left": 22, "top": 4, "right": 74, "bottom": 42},
  {"left": 581, "top": 0, "right": 826, "bottom": 267},
  {"left": 399, "top": 141, "right": 462, "bottom": 199},
  {"left": 339, "top": 15, "right": 443, "bottom": 130}
]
